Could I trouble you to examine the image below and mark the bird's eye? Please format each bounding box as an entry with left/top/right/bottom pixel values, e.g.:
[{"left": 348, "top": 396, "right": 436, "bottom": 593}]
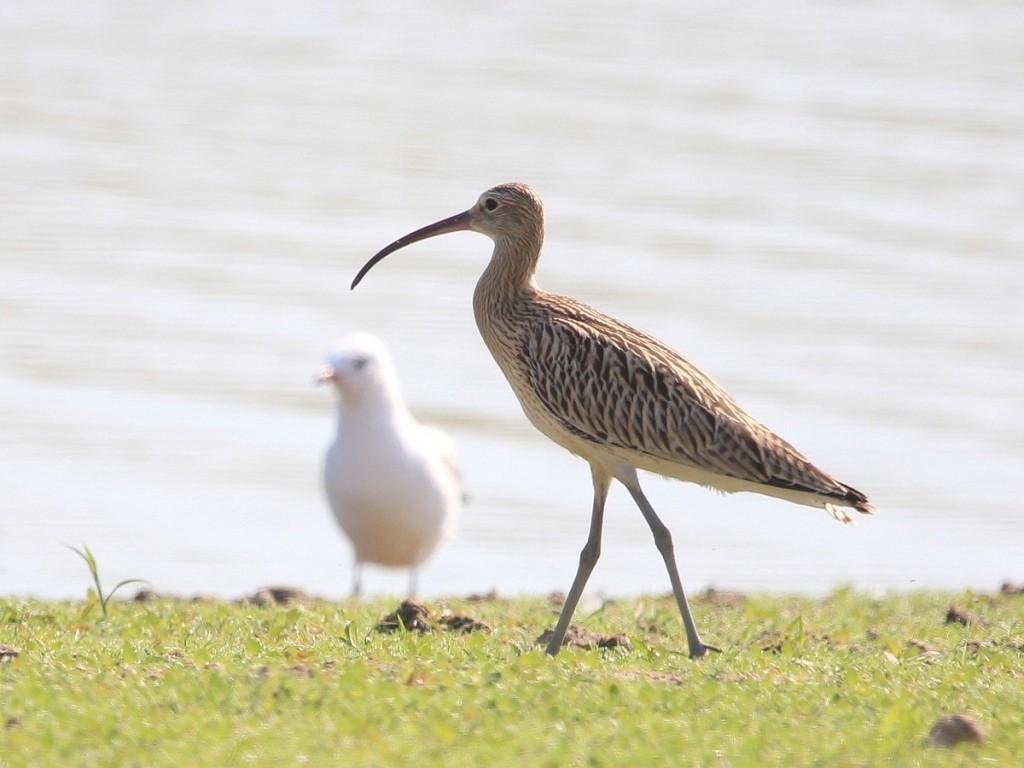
[
  {"left": 483, "top": 197, "right": 499, "bottom": 212},
  {"left": 353, "top": 357, "right": 369, "bottom": 371}
]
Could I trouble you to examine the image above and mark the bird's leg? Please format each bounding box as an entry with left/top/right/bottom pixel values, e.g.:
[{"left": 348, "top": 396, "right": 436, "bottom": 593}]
[
  {"left": 622, "top": 472, "right": 720, "bottom": 659},
  {"left": 545, "top": 466, "right": 611, "bottom": 656},
  {"left": 351, "top": 561, "right": 363, "bottom": 599},
  {"left": 408, "top": 568, "right": 419, "bottom": 599}
]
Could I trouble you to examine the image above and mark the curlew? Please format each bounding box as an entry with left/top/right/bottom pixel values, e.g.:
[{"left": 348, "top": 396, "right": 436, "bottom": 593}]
[
  {"left": 320, "top": 332, "right": 461, "bottom": 598},
  {"left": 352, "top": 183, "right": 874, "bottom": 657}
]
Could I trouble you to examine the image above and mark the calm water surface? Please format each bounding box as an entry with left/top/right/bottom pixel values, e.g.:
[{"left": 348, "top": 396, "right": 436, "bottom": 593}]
[{"left": 2, "top": 0, "right": 1022, "bottom": 600}]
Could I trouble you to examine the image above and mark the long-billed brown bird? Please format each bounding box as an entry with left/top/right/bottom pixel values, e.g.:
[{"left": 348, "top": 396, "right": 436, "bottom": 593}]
[{"left": 352, "top": 182, "right": 874, "bottom": 658}]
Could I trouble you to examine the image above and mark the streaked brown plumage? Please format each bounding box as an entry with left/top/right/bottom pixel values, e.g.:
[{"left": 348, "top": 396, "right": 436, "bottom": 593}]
[{"left": 353, "top": 182, "right": 874, "bottom": 658}]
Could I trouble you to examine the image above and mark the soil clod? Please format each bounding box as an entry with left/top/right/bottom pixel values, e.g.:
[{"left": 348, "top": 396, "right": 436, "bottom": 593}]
[
  {"left": 466, "top": 589, "right": 501, "bottom": 602},
  {"left": 908, "top": 638, "right": 941, "bottom": 654},
  {"left": 536, "top": 625, "right": 632, "bottom": 651},
  {"left": 376, "top": 600, "right": 494, "bottom": 634},
  {"left": 701, "top": 587, "right": 748, "bottom": 606},
  {"left": 377, "top": 600, "right": 431, "bottom": 633},
  {"left": 247, "top": 587, "right": 310, "bottom": 606},
  {"left": 927, "top": 714, "right": 986, "bottom": 748},
  {"left": 944, "top": 605, "right": 980, "bottom": 627},
  {"left": 439, "top": 613, "right": 493, "bottom": 633}
]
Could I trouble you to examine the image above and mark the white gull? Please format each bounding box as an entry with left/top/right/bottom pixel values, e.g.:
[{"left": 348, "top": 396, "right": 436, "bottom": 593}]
[{"left": 320, "top": 332, "right": 461, "bottom": 597}]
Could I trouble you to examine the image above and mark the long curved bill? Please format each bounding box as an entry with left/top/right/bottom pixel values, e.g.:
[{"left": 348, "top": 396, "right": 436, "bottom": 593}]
[{"left": 351, "top": 209, "right": 473, "bottom": 289}]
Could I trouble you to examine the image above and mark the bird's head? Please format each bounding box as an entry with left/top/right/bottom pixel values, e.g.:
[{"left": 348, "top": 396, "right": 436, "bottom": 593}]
[
  {"left": 318, "top": 332, "right": 396, "bottom": 400},
  {"left": 351, "top": 183, "right": 545, "bottom": 289}
]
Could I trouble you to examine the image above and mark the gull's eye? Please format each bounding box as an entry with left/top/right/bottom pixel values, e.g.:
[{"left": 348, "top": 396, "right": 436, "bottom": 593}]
[
  {"left": 353, "top": 356, "right": 369, "bottom": 371},
  {"left": 483, "top": 197, "right": 499, "bottom": 212}
]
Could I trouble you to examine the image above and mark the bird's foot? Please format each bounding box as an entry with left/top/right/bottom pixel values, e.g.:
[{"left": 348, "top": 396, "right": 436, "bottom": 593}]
[{"left": 689, "top": 642, "right": 722, "bottom": 659}]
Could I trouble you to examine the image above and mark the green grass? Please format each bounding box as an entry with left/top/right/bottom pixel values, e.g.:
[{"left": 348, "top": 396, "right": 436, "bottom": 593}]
[{"left": 1, "top": 589, "right": 1021, "bottom": 766}]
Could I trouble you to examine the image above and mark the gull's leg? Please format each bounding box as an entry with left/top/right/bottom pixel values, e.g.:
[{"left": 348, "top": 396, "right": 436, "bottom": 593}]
[
  {"left": 545, "top": 465, "right": 611, "bottom": 655},
  {"left": 620, "top": 469, "right": 720, "bottom": 659},
  {"left": 408, "top": 568, "right": 419, "bottom": 599},
  {"left": 351, "top": 561, "right": 363, "bottom": 599}
]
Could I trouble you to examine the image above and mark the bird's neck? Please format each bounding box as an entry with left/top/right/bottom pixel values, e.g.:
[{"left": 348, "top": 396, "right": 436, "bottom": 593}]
[
  {"left": 472, "top": 234, "right": 541, "bottom": 316},
  {"left": 472, "top": 236, "right": 546, "bottom": 369},
  {"left": 336, "top": 390, "right": 409, "bottom": 434}
]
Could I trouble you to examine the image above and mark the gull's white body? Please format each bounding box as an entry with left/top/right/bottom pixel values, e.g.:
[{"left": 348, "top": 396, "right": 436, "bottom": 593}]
[{"left": 321, "top": 333, "right": 460, "bottom": 596}]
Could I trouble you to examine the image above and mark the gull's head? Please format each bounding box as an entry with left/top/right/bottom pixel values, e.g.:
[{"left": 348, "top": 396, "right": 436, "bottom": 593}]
[{"left": 319, "top": 332, "right": 397, "bottom": 401}]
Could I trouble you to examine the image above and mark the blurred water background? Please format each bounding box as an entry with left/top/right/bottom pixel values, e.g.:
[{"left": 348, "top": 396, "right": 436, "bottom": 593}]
[{"left": 2, "top": 0, "right": 1022, "bottom": 600}]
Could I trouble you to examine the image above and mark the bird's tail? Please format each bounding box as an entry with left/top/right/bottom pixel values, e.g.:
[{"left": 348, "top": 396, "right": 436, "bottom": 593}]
[{"left": 826, "top": 484, "right": 876, "bottom": 525}]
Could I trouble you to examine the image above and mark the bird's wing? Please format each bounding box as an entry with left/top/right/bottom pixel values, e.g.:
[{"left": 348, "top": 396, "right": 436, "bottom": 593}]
[
  {"left": 521, "top": 297, "right": 859, "bottom": 502},
  {"left": 420, "top": 425, "right": 462, "bottom": 489}
]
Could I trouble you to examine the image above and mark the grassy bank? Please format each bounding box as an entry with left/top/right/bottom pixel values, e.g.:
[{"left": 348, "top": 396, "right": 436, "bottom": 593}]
[{"left": 1, "top": 588, "right": 1021, "bottom": 766}]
